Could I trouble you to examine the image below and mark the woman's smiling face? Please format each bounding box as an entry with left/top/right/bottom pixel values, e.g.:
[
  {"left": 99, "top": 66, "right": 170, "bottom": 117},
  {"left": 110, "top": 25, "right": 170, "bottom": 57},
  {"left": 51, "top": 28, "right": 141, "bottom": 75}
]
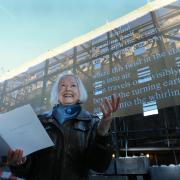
[{"left": 58, "top": 75, "right": 80, "bottom": 105}]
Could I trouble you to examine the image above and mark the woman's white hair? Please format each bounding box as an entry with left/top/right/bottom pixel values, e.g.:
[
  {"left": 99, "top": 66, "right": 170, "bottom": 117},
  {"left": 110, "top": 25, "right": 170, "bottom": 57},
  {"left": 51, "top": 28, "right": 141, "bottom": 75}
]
[{"left": 50, "top": 71, "right": 88, "bottom": 107}]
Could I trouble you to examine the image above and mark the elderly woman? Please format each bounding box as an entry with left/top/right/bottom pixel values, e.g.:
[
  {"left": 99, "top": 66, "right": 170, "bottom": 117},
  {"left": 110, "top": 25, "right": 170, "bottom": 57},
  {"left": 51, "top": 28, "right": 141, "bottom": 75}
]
[{"left": 7, "top": 72, "right": 120, "bottom": 180}]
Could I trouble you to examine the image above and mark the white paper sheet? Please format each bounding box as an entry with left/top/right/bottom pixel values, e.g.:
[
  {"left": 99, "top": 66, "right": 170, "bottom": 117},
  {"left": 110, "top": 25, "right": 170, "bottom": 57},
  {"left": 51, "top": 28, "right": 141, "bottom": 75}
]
[{"left": 0, "top": 104, "right": 54, "bottom": 157}]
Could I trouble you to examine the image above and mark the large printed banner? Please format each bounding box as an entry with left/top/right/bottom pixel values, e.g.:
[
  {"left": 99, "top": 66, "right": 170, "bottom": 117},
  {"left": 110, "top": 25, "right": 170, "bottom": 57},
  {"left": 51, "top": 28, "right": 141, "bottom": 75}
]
[{"left": 91, "top": 0, "right": 180, "bottom": 117}]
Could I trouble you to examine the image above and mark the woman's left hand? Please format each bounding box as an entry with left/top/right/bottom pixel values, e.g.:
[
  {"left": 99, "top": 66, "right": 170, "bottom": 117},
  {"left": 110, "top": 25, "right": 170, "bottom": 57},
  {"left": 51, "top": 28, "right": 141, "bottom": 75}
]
[{"left": 97, "top": 94, "right": 120, "bottom": 136}]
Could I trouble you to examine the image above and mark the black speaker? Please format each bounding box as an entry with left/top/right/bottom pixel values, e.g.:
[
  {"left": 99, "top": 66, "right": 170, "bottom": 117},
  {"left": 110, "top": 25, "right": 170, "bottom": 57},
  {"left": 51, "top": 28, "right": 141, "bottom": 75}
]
[{"left": 116, "top": 156, "right": 150, "bottom": 175}]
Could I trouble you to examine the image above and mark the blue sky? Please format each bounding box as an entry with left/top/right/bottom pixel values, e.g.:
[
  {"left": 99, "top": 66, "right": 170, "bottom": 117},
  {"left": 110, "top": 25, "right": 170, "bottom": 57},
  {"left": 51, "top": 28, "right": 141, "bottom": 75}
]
[{"left": 0, "top": 0, "right": 147, "bottom": 75}]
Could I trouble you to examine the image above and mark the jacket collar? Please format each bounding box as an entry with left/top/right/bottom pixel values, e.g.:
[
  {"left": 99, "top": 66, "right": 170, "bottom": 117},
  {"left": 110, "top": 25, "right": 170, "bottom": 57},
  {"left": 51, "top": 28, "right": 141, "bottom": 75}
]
[
  {"left": 76, "top": 109, "right": 92, "bottom": 121},
  {"left": 39, "top": 107, "right": 93, "bottom": 122}
]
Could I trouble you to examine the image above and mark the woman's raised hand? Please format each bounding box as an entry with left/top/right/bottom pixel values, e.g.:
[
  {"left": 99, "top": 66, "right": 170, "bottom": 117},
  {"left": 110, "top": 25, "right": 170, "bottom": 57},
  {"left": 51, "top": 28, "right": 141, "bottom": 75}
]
[{"left": 97, "top": 94, "right": 120, "bottom": 136}]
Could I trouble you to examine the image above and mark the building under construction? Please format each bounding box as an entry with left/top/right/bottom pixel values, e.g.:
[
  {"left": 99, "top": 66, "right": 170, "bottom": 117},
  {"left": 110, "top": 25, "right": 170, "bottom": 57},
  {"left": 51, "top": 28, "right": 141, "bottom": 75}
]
[{"left": 0, "top": 0, "right": 180, "bottom": 179}]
